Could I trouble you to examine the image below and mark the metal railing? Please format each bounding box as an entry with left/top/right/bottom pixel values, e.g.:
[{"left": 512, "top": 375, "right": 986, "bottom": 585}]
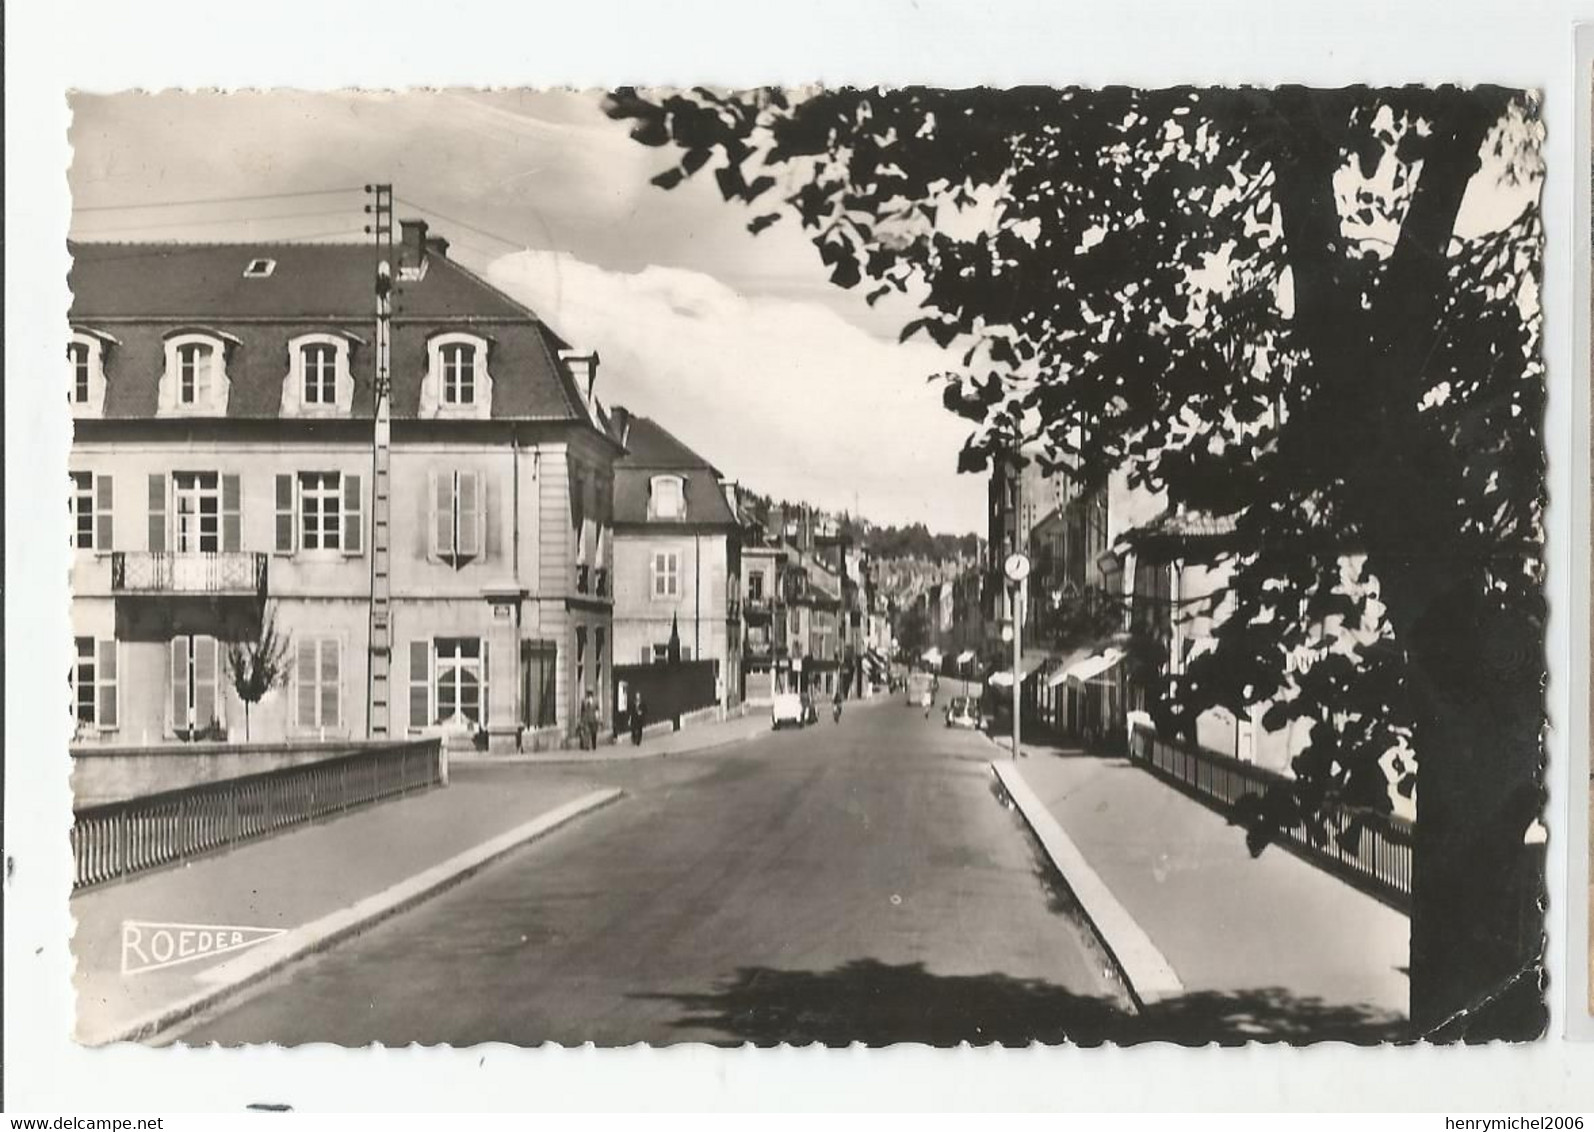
[
  {"left": 70, "top": 739, "right": 444, "bottom": 891},
  {"left": 1127, "top": 724, "right": 1414, "bottom": 912},
  {"left": 111, "top": 551, "right": 267, "bottom": 597}
]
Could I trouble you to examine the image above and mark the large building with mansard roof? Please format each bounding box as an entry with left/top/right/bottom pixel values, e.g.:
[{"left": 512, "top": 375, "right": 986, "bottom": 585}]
[{"left": 67, "top": 221, "right": 619, "bottom": 752}]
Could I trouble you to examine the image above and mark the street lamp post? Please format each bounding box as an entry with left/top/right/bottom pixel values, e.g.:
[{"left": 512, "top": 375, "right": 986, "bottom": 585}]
[{"left": 1003, "top": 553, "right": 1031, "bottom": 760}]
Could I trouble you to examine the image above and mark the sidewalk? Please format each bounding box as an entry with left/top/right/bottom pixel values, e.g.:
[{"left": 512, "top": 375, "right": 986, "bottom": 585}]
[
  {"left": 996, "top": 735, "right": 1409, "bottom": 1037},
  {"left": 71, "top": 763, "right": 621, "bottom": 1045},
  {"left": 454, "top": 705, "right": 774, "bottom": 765}
]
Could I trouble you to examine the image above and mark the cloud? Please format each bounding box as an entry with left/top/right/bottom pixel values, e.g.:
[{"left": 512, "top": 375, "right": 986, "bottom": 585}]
[{"left": 486, "top": 250, "right": 986, "bottom": 534}]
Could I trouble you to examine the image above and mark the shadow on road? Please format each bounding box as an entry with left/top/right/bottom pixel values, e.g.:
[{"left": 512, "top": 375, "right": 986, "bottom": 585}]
[{"left": 636, "top": 958, "right": 1407, "bottom": 1046}]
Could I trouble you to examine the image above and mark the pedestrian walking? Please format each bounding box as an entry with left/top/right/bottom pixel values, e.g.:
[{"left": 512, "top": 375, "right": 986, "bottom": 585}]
[
  {"left": 832, "top": 687, "right": 844, "bottom": 724},
  {"left": 579, "top": 688, "right": 599, "bottom": 751},
  {"left": 630, "top": 693, "right": 647, "bottom": 746}
]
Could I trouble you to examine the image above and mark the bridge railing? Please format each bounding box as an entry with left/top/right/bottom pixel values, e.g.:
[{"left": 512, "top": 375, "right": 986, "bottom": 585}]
[
  {"left": 70, "top": 739, "right": 445, "bottom": 892},
  {"left": 1127, "top": 723, "right": 1414, "bottom": 912}
]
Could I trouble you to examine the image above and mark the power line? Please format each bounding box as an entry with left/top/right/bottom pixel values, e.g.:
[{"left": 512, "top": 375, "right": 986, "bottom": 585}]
[
  {"left": 394, "top": 196, "right": 530, "bottom": 251},
  {"left": 72, "top": 207, "right": 356, "bottom": 235},
  {"left": 73, "top": 186, "right": 366, "bottom": 213}
]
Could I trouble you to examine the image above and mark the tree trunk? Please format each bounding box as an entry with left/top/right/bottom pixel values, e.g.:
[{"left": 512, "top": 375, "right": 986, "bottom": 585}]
[{"left": 1269, "top": 89, "right": 1543, "bottom": 1038}]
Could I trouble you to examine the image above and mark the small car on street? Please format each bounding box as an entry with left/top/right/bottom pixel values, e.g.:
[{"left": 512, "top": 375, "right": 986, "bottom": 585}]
[
  {"left": 944, "top": 696, "right": 980, "bottom": 730},
  {"left": 771, "top": 692, "right": 806, "bottom": 730}
]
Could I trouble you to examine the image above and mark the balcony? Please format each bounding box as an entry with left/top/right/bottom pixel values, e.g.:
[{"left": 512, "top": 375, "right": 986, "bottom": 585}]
[
  {"left": 111, "top": 552, "right": 267, "bottom": 599},
  {"left": 743, "top": 596, "right": 772, "bottom": 621}
]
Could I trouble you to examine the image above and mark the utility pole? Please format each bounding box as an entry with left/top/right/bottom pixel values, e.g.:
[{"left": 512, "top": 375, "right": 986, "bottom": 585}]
[{"left": 364, "top": 184, "right": 395, "bottom": 739}]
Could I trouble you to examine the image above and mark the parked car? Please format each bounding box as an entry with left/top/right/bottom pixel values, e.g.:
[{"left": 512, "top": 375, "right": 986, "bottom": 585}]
[
  {"left": 771, "top": 692, "right": 805, "bottom": 730},
  {"left": 944, "top": 696, "right": 980, "bottom": 730}
]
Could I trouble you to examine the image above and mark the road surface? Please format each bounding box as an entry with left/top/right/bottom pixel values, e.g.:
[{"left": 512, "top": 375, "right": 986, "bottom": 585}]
[{"left": 177, "top": 696, "right": 1125, "bottom": 1046}]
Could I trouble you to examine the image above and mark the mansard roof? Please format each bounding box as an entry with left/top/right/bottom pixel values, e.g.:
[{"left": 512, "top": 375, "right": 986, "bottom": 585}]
[
  {"left": 67, "top": 240, "right": 593, "bottom": 424},
  {"left": 609, "top": 407, "right": 738, "bottom": 530}
]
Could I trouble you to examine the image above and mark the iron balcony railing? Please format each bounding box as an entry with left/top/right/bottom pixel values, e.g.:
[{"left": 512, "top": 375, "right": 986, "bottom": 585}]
[
  {"left": 1127, "top": 723, "right": 1413, "bottom": 912},
  {"left": 111, "top": 551, "right": 267, "bottom": 598},
  {"left": 70, "top": 739, "right": 444, "bottom": 891}
]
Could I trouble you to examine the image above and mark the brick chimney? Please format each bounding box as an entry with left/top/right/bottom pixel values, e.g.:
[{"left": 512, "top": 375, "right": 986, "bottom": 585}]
[{"left": 398, "top": 218, "right": 430, "bottom": 278}]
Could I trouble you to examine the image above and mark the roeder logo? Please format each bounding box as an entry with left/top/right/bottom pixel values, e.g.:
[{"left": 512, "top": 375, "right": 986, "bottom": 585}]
[{"left": 121, "top": 920, "right": 287, "bottom": 976}]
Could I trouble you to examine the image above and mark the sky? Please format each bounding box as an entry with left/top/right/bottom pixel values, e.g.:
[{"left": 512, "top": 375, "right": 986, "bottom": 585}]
[{"left": 67, "top": 89, "right": 985, "bottom": 533}]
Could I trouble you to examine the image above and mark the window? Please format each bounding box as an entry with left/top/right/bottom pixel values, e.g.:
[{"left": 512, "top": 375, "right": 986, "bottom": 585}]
[
  {"left": 173, "top": 472, "right": 221, "bottom": 553},
  {"left": 430, "top": 470, "right": 482, "bottom": 561},
  {"left": 520, "top": 641, "right": 558, "bottom": 729},
  {"left": 295, "top": 636, "right": 341, "bottom": 731},
  {"left": 69, "top": 472, "right": 112, "bottom": 551},
  {"left": 436, "top": 638, "right": 483, "bottom": 725},
  {"left": 576, "top": 627, "right": 587, "bottom": 697},
  {"left": 302, "top": 343, "right": 337, "bottom": 404},
  {"left": 441, "top": 343, "right": 475, "bottom": 405},
  {"left": 748, "top": 571, "right": 765, "bottom": 602},
  {"left": 243, "top": 258, "right": 276, "bottom": 278},
  {"left": 594, "top": 628, "right": 606, "bottom": 713},
  {"left": 273, "top": 472, "right": 362, "bottom": 555},
  {"left": 299, "top": 473, "right": 342, "bottom": 551},
  {"left": 71, "top": 637, "right": 118, "bottom": 731},
  {"left": 650, "top": 476, "right": 685, "bottom": 520},
  {"left": 68, "top": 342, "right": 91, "bottom": 404},
  {"left": 177, "top": 342, "right": 214, "bottom": 406},
  {"left": 409, "top": 638, "right": 490, "bottom": 729},
  {"left": 422, "top": 333, "right": 492, "bottom": 418},
  {"left": 651, "top": 551, "right": 680, "bottom": 598},
  {"left": 170, "top": 635, "right": 224, "bottom": 738}
]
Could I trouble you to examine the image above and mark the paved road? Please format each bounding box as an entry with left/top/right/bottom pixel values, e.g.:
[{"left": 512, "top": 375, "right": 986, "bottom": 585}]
[{"left": 177, "top": 697, "right": 1126, "bottom": 1046}]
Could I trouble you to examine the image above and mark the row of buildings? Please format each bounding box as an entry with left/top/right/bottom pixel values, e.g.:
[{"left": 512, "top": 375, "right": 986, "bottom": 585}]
[
  {"left": 66, "top": 219, "right": 881, "bottom": 754},
  {"left": 911, "top": 444, "right": 1309, "bottom": 776}
]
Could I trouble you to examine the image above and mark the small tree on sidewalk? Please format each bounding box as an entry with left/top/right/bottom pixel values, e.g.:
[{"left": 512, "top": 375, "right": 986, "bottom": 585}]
[{"left": 227, "top": 607, "right": 292, "bottom": 742}]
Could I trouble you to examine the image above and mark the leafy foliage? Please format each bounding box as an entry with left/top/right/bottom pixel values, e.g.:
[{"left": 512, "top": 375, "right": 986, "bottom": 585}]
[
  {"left": 226, "top": 607, "right": 293, "bottom": 742},
  {"left": 608, "top": 85, "right": 1546, "bottom": 1032}
]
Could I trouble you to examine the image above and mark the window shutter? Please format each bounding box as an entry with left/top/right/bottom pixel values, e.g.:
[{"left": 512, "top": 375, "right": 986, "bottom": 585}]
[
  {"left": 275, "top": 474, "right": 295, "bottom": 554},
  {"left": 222, "top": 474, "right": 242, "bottom": 553},
  {"left": 96, "top": 640, "right": 118, "bottom": 729},
  {"left": 408, "top": 640, "right": 430, "bottom": 728},
  {"left": 147, "top": 474, "right": 167, "bottom": 553},
  {"left": 296, "top": 638, "right": 318, "bottom": 728},
  {"left": 430, "top": 472, "right": 451, "bottom": 559},
  {"left": 342, "top": 473, "right": 363, "bottom": 555},
  {"left": 195, "top": 636, "right": 219, "bottom": 733},
  {"left": 480, "top": 640, "right": 490, "bottom": 726},
  {"left": 170, "top": 638, "right": 189, "bottom": 733},
  {"left": 94, "top": 475, "right": 114, "bottom": 552},
  {"left": 457, "top": 472, "right": 480, "bottom": 557},
  {"left": 320, "top": 639, "right": 340, "bottom": 729}
]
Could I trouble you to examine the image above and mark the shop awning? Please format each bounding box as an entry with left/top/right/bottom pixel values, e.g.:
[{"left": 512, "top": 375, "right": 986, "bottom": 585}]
[
  {"left": 921, "top": 648, "right": 943, "bottom": 666},
  {"left": 1051, "top": 647, "right": 1126, "bottom": 687},
  {"left": 986, "top": 649, "right": 1055, "bottom": 688},
  {"left": 956, "top": 649, "right": 976, "bottom": 665}
]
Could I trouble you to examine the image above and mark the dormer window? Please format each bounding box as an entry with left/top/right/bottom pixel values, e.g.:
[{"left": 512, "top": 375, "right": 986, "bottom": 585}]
[
  {"left": 441, "top": 342, "right": 476, "bottom": 405},
  {"left": 68, "top": 342, "right": 91, "bottom": 404},
  {"left": 68, "top": 329, "right": 113, "bottom": 417},
  {"left": 650, "top": 475, "right": 686, "bottom": 520},
  {"left": 281, "top": 333, "right": 357, "bottom": 417},
  {"left": 420, "top": 332, "right": 492, "bottom": 419},
  {"left": 159, "top": 330, "right": 234, "bottom": 416},
  {"left": 243, "top": 258, "right": 276, "bottom": 278},
  {"left": 303, "top": 343, "right": 337, "bottom": 404},
  {"left": 177, "top": 342, "right": 214, "bottom": 405}
]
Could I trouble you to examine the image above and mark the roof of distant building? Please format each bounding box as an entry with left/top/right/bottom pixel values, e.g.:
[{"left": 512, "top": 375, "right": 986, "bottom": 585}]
[{"left": 610, "top": 407, "right": 738, "bottom": 530}]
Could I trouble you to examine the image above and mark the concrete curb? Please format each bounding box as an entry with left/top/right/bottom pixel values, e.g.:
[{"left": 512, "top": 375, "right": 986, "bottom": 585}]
[
  {"left": 91, "top": 787, "right": 625, "bottom": 1046},
  {"left": 992, "top": 760, "right": 1184, "bottom": 1008}
]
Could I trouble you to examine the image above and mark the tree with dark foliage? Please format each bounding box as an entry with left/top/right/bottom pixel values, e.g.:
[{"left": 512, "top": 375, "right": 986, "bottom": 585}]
[{"left": 606, "top": 85, "right": 1545, "bottom": 1039}]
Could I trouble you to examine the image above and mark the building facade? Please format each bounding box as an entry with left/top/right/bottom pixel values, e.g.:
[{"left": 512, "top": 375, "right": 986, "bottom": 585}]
[
  {"left": 68, "top": 225, "right": 618, "bottom": 753},
  {"left": 607, "top": 408, "right": 742, "bottom": 711}
]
